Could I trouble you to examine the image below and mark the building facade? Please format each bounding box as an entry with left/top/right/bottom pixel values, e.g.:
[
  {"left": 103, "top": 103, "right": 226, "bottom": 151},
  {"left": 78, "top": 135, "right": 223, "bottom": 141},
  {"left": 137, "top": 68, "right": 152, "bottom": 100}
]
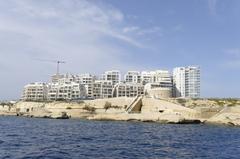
[
  {"left": 51, "top": 74, "right": 64, "bottom": 83},
  {"left": 75, "top": 74, "right": 95, "bottom": 98},
  {"left": 112, "top": 82, "right": 144, "bottom": 98},
  {"left": 173, "top": 66, "right": 200, "bottom": 98},
  {"left": 141, "top": 71, "right": 155, "bottom": 84},
  {"left": 93, "top": 80, "right": 113, "bottom": 99},
  {"left": 22, "top": 82, "right": 48, "bottom": 101},
  {"left": 47, "top": 77, "right": 86, "bottom": 101},
  {"left": 124, "top": 71, "right": 141, "bottom": 84},
  {"left": 22, "top": 66, "right": 200, "bottom": 101},
  {"left": 101, "top": 70, "right": 120, "bottom": 86}
]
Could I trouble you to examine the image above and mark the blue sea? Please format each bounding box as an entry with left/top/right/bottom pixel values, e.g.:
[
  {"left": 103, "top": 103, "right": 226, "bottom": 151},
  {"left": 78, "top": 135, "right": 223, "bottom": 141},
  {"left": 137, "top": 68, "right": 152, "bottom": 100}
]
[{"left": 0, "top": 116, "right": 239, "bottom": 159}]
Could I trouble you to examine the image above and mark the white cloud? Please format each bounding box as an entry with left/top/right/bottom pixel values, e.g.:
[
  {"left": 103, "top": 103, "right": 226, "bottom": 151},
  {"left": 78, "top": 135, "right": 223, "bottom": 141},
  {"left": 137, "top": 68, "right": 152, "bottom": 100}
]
[
  {"left": 225, "top": 48, "right": 240, "bottom": 57},
  {"left": 0, "top": 0, "right": 152, "bottom": 99},
  {"left": 137, "top": 26, "right": 162, "bottom": 36},
  {"left": 207, "top": 0, "right": 218, "bottom": 15},
  {"left": 123, "top": 26, "right": 162, "bottom": 38},
  {"left": 123, "top": 26, "right": 139, "bottom": 33}
]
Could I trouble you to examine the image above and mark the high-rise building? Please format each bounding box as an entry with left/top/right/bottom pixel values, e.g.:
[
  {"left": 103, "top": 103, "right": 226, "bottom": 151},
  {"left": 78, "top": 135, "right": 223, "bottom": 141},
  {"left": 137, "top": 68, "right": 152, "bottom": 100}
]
[{"left": 173, "top": 66, "right": 200, "bottom": 98}]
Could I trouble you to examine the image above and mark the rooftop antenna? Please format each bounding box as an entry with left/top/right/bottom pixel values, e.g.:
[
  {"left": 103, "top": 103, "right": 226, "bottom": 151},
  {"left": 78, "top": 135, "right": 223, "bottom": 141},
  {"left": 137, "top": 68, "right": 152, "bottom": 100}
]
[{"left": 34, "top": 59, "right": 66, "bottom": 75}]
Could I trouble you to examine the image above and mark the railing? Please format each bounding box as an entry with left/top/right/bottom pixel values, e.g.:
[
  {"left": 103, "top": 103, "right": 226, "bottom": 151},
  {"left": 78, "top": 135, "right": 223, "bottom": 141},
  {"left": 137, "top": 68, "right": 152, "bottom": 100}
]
[{"left": 125, "top": 95, "right": 142, "bottom": 113}]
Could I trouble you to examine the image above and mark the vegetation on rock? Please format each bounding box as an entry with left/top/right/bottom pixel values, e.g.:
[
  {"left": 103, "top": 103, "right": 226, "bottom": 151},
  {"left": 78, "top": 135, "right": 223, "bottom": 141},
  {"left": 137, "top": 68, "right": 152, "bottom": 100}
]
[{"left": 83, "top": 104, "right": 96, "bottom": 113}]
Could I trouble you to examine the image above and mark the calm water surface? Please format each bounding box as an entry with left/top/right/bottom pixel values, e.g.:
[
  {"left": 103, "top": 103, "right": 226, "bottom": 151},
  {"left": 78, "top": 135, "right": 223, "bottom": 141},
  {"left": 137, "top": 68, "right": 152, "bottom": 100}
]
[{"left": 0, "top": 116, "right": 240, "bottom": 159}]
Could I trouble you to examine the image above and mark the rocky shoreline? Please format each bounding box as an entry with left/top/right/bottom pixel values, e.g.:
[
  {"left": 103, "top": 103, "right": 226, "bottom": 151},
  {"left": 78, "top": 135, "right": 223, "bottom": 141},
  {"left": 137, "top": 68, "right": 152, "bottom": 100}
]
[{"left": 1, "top": 97, "right": 240, "bottom": 126}]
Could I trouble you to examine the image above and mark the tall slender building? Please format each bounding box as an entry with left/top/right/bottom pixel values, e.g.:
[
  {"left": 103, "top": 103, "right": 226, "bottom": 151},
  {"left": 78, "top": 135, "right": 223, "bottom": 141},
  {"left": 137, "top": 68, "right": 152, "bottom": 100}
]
[{"left": 173, "top": 66, "right": 200, "bottom": 98}]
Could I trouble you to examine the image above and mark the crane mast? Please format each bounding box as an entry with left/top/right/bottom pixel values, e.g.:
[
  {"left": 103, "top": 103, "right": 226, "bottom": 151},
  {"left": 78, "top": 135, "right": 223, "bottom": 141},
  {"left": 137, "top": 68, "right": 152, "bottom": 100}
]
[
  {"left": 56, "top": 61, "right": 66, "bottom": 75},
  {"left": 34, "top": 59, "right": 66, "bottom": 75}
]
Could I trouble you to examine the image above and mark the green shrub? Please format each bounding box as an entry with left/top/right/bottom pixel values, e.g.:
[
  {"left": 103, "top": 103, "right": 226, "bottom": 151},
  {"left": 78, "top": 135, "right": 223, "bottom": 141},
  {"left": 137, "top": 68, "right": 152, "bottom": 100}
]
[
  {"left": 104, "top": 102, "right": 112, "bottom": 110},
  {"left": 77, "top": 101, "right": 85, "bottom": 104},
  {"left": 83, "top": 105, "right": 96, "bottom": 113},
  {"left": 0, "top": 102, "right": 13, "bottom": 107},
  {"left": 176, "top": 99, "right": 186, "bottom": 106}
]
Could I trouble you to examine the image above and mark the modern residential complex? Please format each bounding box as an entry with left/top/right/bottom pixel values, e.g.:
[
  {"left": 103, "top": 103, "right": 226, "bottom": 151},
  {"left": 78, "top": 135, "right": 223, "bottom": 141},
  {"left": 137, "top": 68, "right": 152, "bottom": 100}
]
[
  {"left": 173, "top": 66, "right": 200, "bottom": 98},
  {"left": 22, "top": 66, "right": 200, "bottom": 101}
]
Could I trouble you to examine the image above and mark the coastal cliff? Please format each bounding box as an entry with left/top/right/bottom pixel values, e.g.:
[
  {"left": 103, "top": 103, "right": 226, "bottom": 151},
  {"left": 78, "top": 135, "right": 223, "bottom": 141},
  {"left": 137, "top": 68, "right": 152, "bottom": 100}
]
[{"left": 1, "top": 97, "right": 240, "bottom": 126}]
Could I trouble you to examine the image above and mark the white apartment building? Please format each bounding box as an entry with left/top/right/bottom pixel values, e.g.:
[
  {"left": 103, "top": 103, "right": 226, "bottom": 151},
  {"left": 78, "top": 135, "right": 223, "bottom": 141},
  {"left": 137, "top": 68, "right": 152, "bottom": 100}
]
[
  {"left": 47, "top": 83, "right": 59, "bottom": 100},
  {"left": 51, "top": 74, "right": 64, "bottom": 83},
  {"left": 93, "top": 80, "right": 113, "bottom": 99},
  {"left": 141, "top": 71, "right": 155, "bottom": 84},
  {"left": 22, "top": 82, "right": 48, "bottom": 101},
  {"left": 124, "top": 71, "right": 141, "bottom": 84},
  {"left": 141, "top": 70, "right": 172, "bottom": 87},
  {"left": 173, "top": 66, "right": 200, "bottom": 98},
  {"left": 47, "top": 76, "right": 86, "bottom": 100},
  {"left": 22, "top": 67, "right": 200, "bottom": 101},
  {"left": 112, "top": 82, "right": 144, "bottom": 98},
  {"left": 154, "top": 70, "right": 172, "bottom": 88},
  {"left": 101, "top": 70, "right": 120, "bottom": 86},
  {"left": 75, "top": 74, "right": 95, "bottom": 98}
]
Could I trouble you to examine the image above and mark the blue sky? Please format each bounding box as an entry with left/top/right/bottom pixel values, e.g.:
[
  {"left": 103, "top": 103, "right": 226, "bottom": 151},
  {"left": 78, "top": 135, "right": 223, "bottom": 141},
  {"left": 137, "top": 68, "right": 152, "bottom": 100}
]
[{"left": 0, "top": 0, "right": 239, "bottom": 100}]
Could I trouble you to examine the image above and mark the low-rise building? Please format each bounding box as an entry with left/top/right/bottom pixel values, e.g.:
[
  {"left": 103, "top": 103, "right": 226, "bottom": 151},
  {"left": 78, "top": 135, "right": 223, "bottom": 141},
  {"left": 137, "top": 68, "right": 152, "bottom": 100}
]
[
  {"left": 144, "top": 83, "right": 172, "bottom": 99},
  {"left": 51, "top": 74, "right": 64, "bottom": 83},
  {"left": 48, "top": 76, "right": 86, "bottom": 100},
  {"left": 124, "top": 71, "right": 141, "bottom": 84},
  {"left": 141, "top": 71, "right": 155, "bottom": 84},
  {"left": 101, "top": 70, "right": 121, "bottom": 86},
  {"left": 22, "top": 82, "right": 48, "bottom": 101},
  {"left": 112, "top": 82, "right": 144, "bottom": 98},
  {"left": 93, "top": 80, "right": 113, "bottom": 99},
  {"left": 47, "top": 83, "right": 59, "bottom": 100},
  {"left": 75, "top": 74, "right": 95, "bottom": 98}
]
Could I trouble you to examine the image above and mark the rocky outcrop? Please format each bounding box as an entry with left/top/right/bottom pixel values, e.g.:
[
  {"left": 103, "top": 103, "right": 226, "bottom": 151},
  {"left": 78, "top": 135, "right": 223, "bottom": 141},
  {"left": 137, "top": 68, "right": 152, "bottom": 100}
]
[
  {"left": 87, "top": 97, "right": 201, "bottom": 124},
  {"left": 1, "top": 97, "right": 240, "bottom": 126},
  {"left": 206, "top": 106, "right": 240, "bottom": 126}
]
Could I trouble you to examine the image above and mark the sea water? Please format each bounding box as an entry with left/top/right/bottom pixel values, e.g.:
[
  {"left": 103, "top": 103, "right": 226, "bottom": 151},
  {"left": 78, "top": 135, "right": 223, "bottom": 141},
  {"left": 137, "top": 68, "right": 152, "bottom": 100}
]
[{"left": 0, "top": 116, "right": 239, "bottom": 159}]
